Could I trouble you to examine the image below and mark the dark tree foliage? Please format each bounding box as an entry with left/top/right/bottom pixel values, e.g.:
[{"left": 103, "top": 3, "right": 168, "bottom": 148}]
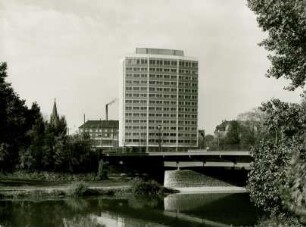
[
  {"left": 214, "top": 119, "right": 261, "bottom": 150},
  {"left": 0, "top": 62, "right": 95, "bottom": 173},
  {"left": 0, "top": 62, "right": 39, "bottom": 171},
  {"left": 260, "top": 99, "right": 305, "bottom": 140},
  {"left": 224, "top": 121, "right": 240, "bottom": 147},
  {"left": 204, "top": 134, "right": 215, "bottom": 149},
  {"left": 247, "top": 0, "right": 306, "bottom": 90},
  {"left": 248, "top": 99, "right": 306, "bottom": 221},
  {"left": 65, "top": 133, "right": 96, "bottom": 173},
  {"left": 247, "top": 1, "right": 306, "bottom": 223},
  {"left": 19, "top": 103, "right": 46, "bottom": 170},
  {"left": 239, "top": 123, "right": 256, "bottom": 149}
]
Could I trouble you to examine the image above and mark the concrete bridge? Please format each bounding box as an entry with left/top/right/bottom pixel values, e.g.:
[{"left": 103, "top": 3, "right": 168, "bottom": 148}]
[
  {"left": 103, "top": 150, "right": 252, "bottom": 187},
  {"left": 104, "top": 150, "right": 252, "bottom": 170}
]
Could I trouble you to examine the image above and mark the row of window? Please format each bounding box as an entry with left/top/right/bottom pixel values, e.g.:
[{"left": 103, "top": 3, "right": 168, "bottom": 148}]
[
  {"left": 125, "top": 93, "right": 197, "bottom": 100},
  {"left": 149, "top": 68, "right": 176, "bottom": 73},
  {"left": 88, "top": 133, "right": 118, "bottom": 138},
  {"left": 126, "top": 93, "right": 177, "bottom": 99},
  {"left": 126, "top": 81, "right": 178, "bottom": 86},
  {"left": 126, "top": 74, "right": 197, "bottom": 80},
  {"left": 125, "top": 93, "right": 198, "bottom": 99},
  {"left": 125, "top": 139, "right": 197, "bottom": 144},
  {"left": 126, "top": 80, "right": 197, "bottom": 90},
  {"left": 125, "top": 106, "right": 197, "bottom": 112},
  {"left": 125, "top": 125, "right": 197, "bottom": 131},
  {"left": 83, "top": 128, "right": 118, "bottom": 133},
  {"left": 126, "top": 59, "right": 148, "bottom": 65},
  {"left": 149, "top": 74, "right": 197, "bottom": 80},
  {"left": 126, "top": 67, "right": 147, "bottom": 71},
  {"left": 150, "top": 100, "right": 197, "bottom": 105},
  {"left": 125, "top": 120, "right": 197, "bottom": 126},
  {"left": 126, "top": 58, "right": 198, "bottom": 67},
  {"left": 125, "top": 132, "right": 197, "bottom": 137},
  {"left": 125, "top": 113, "right": 197, "bottom": 118},
  {"left": 125, "top": 113, "right": 178, "bottom": 118},
  {"left": 125, "top": 82, "right": 197, "bottom": 89},
  {"left": 126, "top": 67, "right": 198, "bottom": 74}
]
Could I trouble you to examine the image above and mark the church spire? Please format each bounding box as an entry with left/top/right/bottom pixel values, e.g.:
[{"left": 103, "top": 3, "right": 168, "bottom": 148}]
[{"left": 50, "top": 99, "right": 60, "bottom": 127}]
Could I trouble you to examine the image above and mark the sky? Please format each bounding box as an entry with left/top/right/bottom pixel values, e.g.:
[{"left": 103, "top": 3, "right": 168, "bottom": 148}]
[{"left": 0, "top": 0, "right": 302, "bottom": 134}]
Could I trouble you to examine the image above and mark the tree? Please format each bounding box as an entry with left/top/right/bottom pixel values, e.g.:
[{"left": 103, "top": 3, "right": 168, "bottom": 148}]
[
  {"left": 66, "top": 133, "right": 94, "bottom": 173},
  {"left": 204, "top": 135, "right": 215, "bottom": 150},
  {"left": 224, "top": 121, "right": 240, "bottom": 149},
  {"left": 237, "top": 108, "right": 266, "bottom": 122},
  {"left": 247, "top": 0, "right": 306, "bottom": 91},
  {"left": 213, "top": 109, "right": 265, "bottom": 151},
  {"left": 0, "top": 62, "right": 35, "bottom": 171},
  {"left": 248, "top": 99, "right": 306, "bottom": 220},
  {"left": 20, "top": 103, "right": 46, "bottom": 170},
  {"left": 249, "top": 140, "right": 290, "bottom": 215},
  {"left": 247, "top": 1, "right": 306, "bottom": 223}
]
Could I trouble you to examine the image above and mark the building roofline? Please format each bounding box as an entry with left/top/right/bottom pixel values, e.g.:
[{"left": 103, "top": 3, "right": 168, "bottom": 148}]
[
  {"left": 123, "top": 54, "right": 197, "bottom": 61},
  {"left": 79, "top": 120, "right": 119, "bottom": 129},
  {"left": 136, "top": 48, "right": 184, "bottom": 56}
]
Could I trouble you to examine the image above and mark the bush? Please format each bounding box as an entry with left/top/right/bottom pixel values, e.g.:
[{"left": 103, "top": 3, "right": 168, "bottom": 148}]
[
  {"left": 247, "top": 140, "right": 293, "bottom": 215},
  {"left": 68, "top": 182, "right": 89, "bottom": 197},
  {"left": 0, "top": 171, "right": 97, "bottom": 182},
  {"left": 256, "top": 214, "right": 302, "bottom": 227},
  {"left": 130, "top": 178, "right": 175, "bottom": 196}
]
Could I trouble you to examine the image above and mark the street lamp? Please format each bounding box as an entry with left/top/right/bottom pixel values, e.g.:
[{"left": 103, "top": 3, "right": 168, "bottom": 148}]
[
  {"left": 157, "top": 125, "right": 162, "bottom": 152},
  {"left": 199, "top": 130, "right": 205, "bottom": 149},
  {"left": 217, "top": 129, "right": 220, "bottom": 150}
]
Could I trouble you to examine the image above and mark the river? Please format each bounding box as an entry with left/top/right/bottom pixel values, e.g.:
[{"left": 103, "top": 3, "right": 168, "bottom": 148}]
[{"left": 0, "top": 192, "right": 258, "bottom": 227}]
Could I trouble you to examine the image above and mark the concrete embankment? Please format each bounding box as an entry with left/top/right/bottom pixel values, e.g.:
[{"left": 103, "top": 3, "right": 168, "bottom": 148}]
[{"left": 164, "top": 170, "right": 247, "bottom": 194}]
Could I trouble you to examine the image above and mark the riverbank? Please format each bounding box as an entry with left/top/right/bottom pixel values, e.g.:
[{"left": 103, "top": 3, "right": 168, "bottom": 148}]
[
  {"left": 173, "top": 186, "right": 247, "bottom": 194},
  {"left": 0, "top": 174, "right": 179, "bottom": 200},
  {"left": 0, "top": 171, "right": 247, "bottom": 200},
  {"left": 0, "top": 182, "right": 131, "bottom": 200}
]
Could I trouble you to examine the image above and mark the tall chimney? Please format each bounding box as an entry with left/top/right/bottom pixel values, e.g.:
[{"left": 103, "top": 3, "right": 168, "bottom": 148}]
[{"left": 105, "top": 99, "right": 116, "bottom": 121}]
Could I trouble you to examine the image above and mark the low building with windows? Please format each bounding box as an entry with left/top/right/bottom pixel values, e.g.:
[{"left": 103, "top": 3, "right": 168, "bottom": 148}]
[{"left": 79, "top": 120, "right": 119, "bottom": 149}]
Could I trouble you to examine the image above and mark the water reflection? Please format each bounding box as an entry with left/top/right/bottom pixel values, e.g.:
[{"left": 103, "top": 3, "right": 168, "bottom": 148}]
[
  {"left": 164, "top": 193, "right": 258, "bottom": 226},
  {"left": 0, "top": 193, "right": 258, "bottom": 227}
]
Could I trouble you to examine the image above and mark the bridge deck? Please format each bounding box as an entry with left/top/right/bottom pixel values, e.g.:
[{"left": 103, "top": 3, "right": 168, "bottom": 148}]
[
  {"left": 148, "top": 151, "right": 251, "bottom": 156},
  {"left": 104, "top": 150, "right": 252, "bottom": 170},
  {"left": 105, "top": 150, "right": 251, "bottom": 157}
]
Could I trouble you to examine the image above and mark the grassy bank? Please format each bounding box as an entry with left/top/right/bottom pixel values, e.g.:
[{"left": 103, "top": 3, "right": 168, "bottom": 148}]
[
  {"left": 0, "top": 176, "right": 177, "bottom": 200},
  {"left": 0, "top": 183, "right": 128, "bottom": 200},
  {"left": 0, "top": 171, "right": 108, "bottom": 183}
]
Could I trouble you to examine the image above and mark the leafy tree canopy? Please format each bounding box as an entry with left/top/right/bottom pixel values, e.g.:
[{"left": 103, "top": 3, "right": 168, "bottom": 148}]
[{"left": 247, "top": 0, "right": 306, "bottom": 90}]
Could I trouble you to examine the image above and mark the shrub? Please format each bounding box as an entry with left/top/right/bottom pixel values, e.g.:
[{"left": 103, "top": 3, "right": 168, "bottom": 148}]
[
  {"left": 68, "top": 182, "right": 89, "bottom": 197},
  {"left": 247, "top": 140, "right": 293, "bottom": 215},
  {"left": 130, "top": 178, "right": 174, "bottom": 196},
  {"left": 256, "top": 214, "right": 301, "bottom": 227}
]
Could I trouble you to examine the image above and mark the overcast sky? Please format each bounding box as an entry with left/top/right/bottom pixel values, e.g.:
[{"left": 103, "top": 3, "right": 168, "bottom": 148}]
[{"left": 0, "top": 0, "right": 302, "bottom": 134}]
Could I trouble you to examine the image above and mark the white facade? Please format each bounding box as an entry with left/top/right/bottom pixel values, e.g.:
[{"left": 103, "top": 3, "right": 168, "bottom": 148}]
[{"left": 119, "top": 48, "right": 198, "bottom": 151}]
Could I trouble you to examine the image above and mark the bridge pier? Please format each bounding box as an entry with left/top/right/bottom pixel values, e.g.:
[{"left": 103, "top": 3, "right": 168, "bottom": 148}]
[
  {"left": 164, "top": 170, "right": 177, "bottom": 187},
  {"left": 164, "top": 169, "right": 229, "bottom": 188},
  {"left": 164, "top": 169, "right": 248, "bottom": 188}
]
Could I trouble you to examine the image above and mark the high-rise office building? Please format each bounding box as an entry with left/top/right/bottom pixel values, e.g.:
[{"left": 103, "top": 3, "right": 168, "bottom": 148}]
[{"left": 119, "top": 48, "right": 198, "bottom": 151}]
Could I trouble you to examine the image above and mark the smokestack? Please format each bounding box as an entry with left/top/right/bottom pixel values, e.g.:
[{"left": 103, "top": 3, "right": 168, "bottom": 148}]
[{"left": 105, "top": 99, "right": 116, "bottom": 121}]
